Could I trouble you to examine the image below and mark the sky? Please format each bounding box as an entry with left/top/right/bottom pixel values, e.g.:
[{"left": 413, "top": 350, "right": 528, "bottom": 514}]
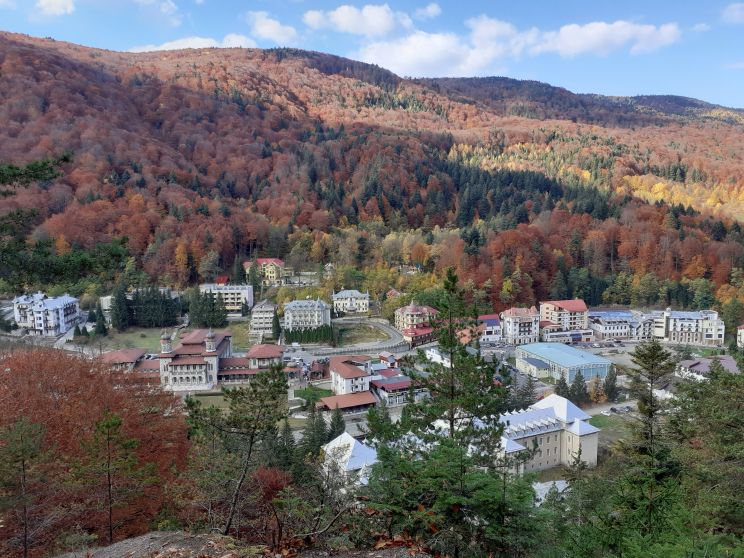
[{"left": 1, "top": 0, "right": 743, "bottom": 107}]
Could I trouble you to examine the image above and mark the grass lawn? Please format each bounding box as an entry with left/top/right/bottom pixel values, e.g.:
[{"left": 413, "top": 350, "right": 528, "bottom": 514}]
[
  {"left": 89, "top": 327, "right": 174, "bottom": 352},
  {"left": 336, "top": 324, "right": 389, "bottom": 347},
  {"left": 589, "top": 414, "right": 632, "bottom": 448},
  {"left": 228, "top": 320, "right": 253, "bottom": 352},
  {"left": 294, "top": 386, "right": 332, "bottom": 401}
]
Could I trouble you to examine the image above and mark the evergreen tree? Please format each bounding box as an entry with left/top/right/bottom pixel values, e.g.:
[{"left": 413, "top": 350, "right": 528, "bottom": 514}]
[
  {"left": 569, "top": 371, "right": 589, "bottom": 405},
  {"left": 271, "top": 310, "right": 281, "bottom": 340},
  {"left": 94, "top": 303, "right": 108, "bottom": 336},
  {"left": 73, "top": 324, "right": 81, "bottom": 337},
  {"left": 80, "top": 325, "right": 89, "bottom": 337},
  {"left": 555, "top": 373, "right": 570, "bottom": 399},
  {"left": 88, "top": 307, "right": 97, "bottom": 323},
  {"left": 327, "top": 405, "right": 346, "bottom": 440},
  {"left": 549, "top": 271, "right": 569, "bottom": 299},
  {"left": 275, "top": 419, "right": 295, "bottom": 471},
  {"left": 73, "top": 412, "right": 155, "bottom": 544},
  {"left": 248, "top": 260, "right": 260, "bottom": 291},
  {"left": 603, "top": 367, "right": 618, "bottom": 401},
  {"left": 230, "top": 257, "right": 244, "bottom": 285},
  {"left": 109, "top": 286, "right": 130, "bottom": 332}
]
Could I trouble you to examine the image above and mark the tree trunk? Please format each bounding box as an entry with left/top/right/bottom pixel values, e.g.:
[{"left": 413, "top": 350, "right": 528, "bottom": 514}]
[{"left": 223, "top": 436, "right": 254, "bottom": 536}]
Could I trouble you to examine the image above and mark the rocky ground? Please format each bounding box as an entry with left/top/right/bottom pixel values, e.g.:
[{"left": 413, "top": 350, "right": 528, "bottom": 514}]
[{"left": 54, "top": 532, "right": 432, "bottom": 558}]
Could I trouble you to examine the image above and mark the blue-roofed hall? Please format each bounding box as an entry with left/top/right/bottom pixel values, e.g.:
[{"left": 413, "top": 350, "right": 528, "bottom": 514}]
[{"left": 516, "top": 342, "right": 613, "bottom": 383}]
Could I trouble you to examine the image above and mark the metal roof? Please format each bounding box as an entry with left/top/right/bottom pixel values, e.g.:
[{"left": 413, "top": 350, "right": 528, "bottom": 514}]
[{"left": 518, "top": 343, "right": 611, "bottom": 368}]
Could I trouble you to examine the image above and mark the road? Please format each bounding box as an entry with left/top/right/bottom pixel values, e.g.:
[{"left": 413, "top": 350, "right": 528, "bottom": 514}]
[
  {"left": 307, "top": 317, "right": 408, "bottom": 356},
  {"left": 586, "top": 400, "right": 637, "bottom": 416}
]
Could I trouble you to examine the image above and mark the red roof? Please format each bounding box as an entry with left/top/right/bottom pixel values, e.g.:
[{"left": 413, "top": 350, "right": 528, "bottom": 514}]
[
  {"left": 738, "top": 324, "right": 744, "bottom": 330},
  {"left": 100, "top": 348, "right": 146, "bottom": 364},
  {"left": 214, "top": 275, "right": 229, "bottom": 285},
  {"left": 501, "top": 306, "right": 538, "bottom": 317},
  {"left": 478, "top": 313, "right": 501, "bottom": 321},
  {"left": 247, "top": 344, "right": 284, "bottom": 359},
  {"left": 402, "top": 326, "right": 434, "bottom": 336},
  {"left": 330, "top": 356, "right": 370, "bottom": 379},
  {"left": 542, "top": 299, "right": 588, "bottom": 313},
  {"left": 219, "top": 357, "right": 251, "bottom": 369},
  {"left": 540, "top": 320, "right": 559, "bottom": 328},
  {"left": 316, "top": 391, "right": 377, "bottom": 410},
  {"left": 378, "top": 368, "right": 399, "bottom": 378},
  {"left": 371, "top": 378, "right": 411, "bottom": 391},
  {"left": 134, "top": 359, "right": 160, "bottom": 372}
]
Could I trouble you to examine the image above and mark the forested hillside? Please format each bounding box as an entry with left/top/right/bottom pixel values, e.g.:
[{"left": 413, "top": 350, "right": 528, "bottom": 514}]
[{"left": 2, "top": 32, "right": 744, "bottom": 314}]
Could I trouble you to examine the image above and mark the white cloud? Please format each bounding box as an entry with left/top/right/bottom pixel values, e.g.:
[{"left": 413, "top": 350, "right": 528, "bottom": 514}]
[
  {"left": 246, "top": 11, "right": 298, "bottom": 44},
  {"left": 35, "top": 0, "right": 74, "bottom": 16},
  {"left": 358, "top": 17, "right": 681, "bottom": 77},
  {"left": 414, "top": 3, "right": 441, "bottom": 20},
  {"left": 130, "top": 33, "right": 256, "bottom": 52},
  {"left": 722, "top": 3, "right": 744, "bottom": 23},
  {"left": 692, "top": 22, "right": 711, "bottom": 32},
  {"left": 303, "top": 3, "right": 410, "bottom": 37},
  {"left": 532, "top": 21, "right": 681, "bottom": 56},
  {"left": 134, "top": 0, "right": 182, "bottom": 27}
]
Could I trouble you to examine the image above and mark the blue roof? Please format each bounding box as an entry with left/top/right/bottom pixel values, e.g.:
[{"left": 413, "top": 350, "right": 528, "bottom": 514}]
[
  {"left": 518, "top": 343, "right": 611, "bottom": 368},
  {"left": 523, "top": 357, "right": 550, "bottom": 369}
]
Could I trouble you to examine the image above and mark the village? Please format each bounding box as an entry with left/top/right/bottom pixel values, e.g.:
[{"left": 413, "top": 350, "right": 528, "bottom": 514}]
[{"left": 3, "top": 255, "right": 739, "bottom": 487}]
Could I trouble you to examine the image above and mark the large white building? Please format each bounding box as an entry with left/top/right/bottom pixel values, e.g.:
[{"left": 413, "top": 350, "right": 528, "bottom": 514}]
[
  {"left": 283, "top": 298, "right": 331, "bottom": 331},
  {"left": 516, "top": 342, "right": 613, "bottom": 383},
  {"left": 539, "top": 299, "right": 594, "bottom": 344},
  {"left": 250, "top": 300, "right": 277, "bottom": 338},
  {"left": 651, "top": 308, "right": 725, "bottom": 347},
  {"left": 588, "top": 310, "right": 653, "bottom": 341},
  {"left": 500, "top": 306, "right": 540, "bottom": 345},
  {"left": 499, "top": 394, "right": 600, "bottom": 472},
  {"left": 12, "top": 292, "right": 80, "bottom": 336},
  {"left": 332, "top": 289, "right": 370, "bottom": 314},
  {"left": 321, "top": 432, "right": 378, "bottom": 486},
  {"left": 199, "top": 284, "right": 253, "bottom": 313}
]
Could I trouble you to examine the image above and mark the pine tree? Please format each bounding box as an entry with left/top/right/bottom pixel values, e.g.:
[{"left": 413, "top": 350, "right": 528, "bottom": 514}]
[
  {"left": 275, "top": 419, "right": 295, "bottom": 471},
  {"left": 569, "top": 371, "right": 589, "bottom": 405},
  {"left": 327, "top": 405, "right": 346, "bottom": 440},
  {"left": 555, "top": 374, "right": 570, "bottom": 398},
  {"left": 88, "top": 307, "right": 97, "bottom": 323},
  {"left": 73, "top": 324, "right": 81, "bottom": 337},
  {"left": 271, "top": 310, "right": 281, "bottom": 340},
  {"left": 248, "top": 260, "right": 260, "bottom": 291},
  {"left": 603, "top": 367, "right": 618, "bottom": 401},
  {"left": 110, "top": 286, "right": 129, "bottom": 332},
  {"left": 94, "top": 303, "right": 108, "bottom": 336}
]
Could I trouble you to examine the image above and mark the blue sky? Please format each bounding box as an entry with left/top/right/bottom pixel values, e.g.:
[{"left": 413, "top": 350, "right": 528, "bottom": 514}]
[{"left": 2, "top": 0, "right": 743, "bottom": 107}]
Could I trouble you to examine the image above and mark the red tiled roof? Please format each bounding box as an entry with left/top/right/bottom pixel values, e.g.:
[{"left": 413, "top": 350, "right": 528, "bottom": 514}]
[
  {"left": 214, "top": 275, "right": 229, "bottom": 285},
  {"left": 378, "top": 368, "right": 399, "bottom": 378},
  {"left": 501, "top": 306, "right": 538, "bottom": 317},
  {"left": 371, "top": 378, "right": 411, "bottom": 391},
  {"left": 247, "top": 344, "right": 284, "bottom": 359},
  {"left": 478, "top": 313, "right": 501, "bottom": 321},
  {"left": 180, "top": 329, "right": 210, "bottom": 345},
  {"left": 542, "top": 299, "right": 588, "bottom": 313},
  {"left": 100, "top": 348, "right": 146, "bottom": 364},
  {"left": 134, "top": 359, "right": 160, "bottom": 372},
  {"left": 402, "top": 326, "right": 434, "bottom": 336},
  {"left": 316, "top": 391, "right": 377, "bottom": 410},
  {"left": 330, "top": 356, "right": 369, "bottom": 379}
]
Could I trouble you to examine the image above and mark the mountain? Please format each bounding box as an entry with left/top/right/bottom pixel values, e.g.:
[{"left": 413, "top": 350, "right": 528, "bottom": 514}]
[{"left": 1, "top": 31, "right": 744, "bottom": 303}]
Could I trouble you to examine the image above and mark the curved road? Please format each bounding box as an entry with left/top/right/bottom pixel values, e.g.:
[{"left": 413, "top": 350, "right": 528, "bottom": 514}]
[{"left": 307, "top": 317, "right": 408, "bottom": 356}]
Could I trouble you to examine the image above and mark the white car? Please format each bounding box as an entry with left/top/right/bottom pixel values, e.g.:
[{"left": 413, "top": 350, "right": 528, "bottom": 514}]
[{"left": 600, "top": 410, "right": 612, "bottom": 416}]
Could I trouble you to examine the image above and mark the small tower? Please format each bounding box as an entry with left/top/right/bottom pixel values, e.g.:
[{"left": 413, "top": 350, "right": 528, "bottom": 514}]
[
  {"left": 160, "top": 329, "right": 172, "bottom": 354},
  {"left": 205, "top": 328, "right": 216, "bottom": 353}
]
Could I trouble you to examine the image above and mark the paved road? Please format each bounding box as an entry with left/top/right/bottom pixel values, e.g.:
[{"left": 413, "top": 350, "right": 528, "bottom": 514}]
[
  {"left": 586, "top": 400, "right": 637, "bottom": 416},
  {"left": 307, "top": 317, "right": 408, "bottom": 356}
]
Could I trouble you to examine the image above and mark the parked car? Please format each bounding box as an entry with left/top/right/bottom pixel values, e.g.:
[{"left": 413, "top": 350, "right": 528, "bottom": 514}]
[
  {"left": 600, "top": 410, "right": 612, "bottom": 416},
  {"left": 609, "top": 407, "right": 617, "bottom": 413},
  {"left": 622, "top": 405, "right": 632, "bottom": 412}
]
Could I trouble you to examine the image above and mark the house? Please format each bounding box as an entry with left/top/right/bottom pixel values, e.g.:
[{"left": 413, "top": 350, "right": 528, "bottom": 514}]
[
  {"left": 478, "top": 314, "right": 502, "bottom": 343},
  {"left": 250, "top": 300, "right": 277, "bottom": 338},
  {"left": 394, "top": 302, "right": 438, "bottom": 347},
  {"left": 329, "top": 355, "right": 378, "bottom": 394},
  {"left": 332, "top": 289, "right": 370, "bottom": 314},
  {"left": 676, "top": 355, "right": 740, "bottom": 381},
  {"left": 283, "top": 299, "right": 332, "bottom": 331},
  {"left": 379, "top": 351, "right": 398, "bottom": 369},
  {"left": 386, "top": 288, "right": 401, "bottom": 299},
  {"left": 100, "top": 348, "right": 147, "bottom": 371},
  {"left": 244, "top": 258, "right": 293, "bottom": 287},
  {"left": 13, "top": 292, "right": 80, "bottom": 336},
  {"left": 424, "top": 345, "right": 479, "bottom": 368},
  {"left": 651, "top": 308, "right": 725, "bottom": 347},
  {"left": 370, "top": 374, "right": 426, "bottom": 406},
  {"left": 499, "top": 394, "right": 600, "bottom": 472},
  {"left": 316, "top": 391, "right": 378, "bottom": 413},
  {"left": 199, "top": 284, "right": 253, "bottom": 313},
  {"left": 539, "top": 299, "right": 593, "bottom": 344},
  {"left": 738, "top": 324, "right": 744, "bottom": 349},
  {"left": 246, "top": 344, "right": 284, "bottom": 369},
  {"left": 500, "top": 307, "right": 540, "bottom": 345},
  {"left": 516, "top": 343, "right": 612, "bottom": 383},
  {"left": 321, "top": 432, "right": 378, "bottom": 485},
  {"left": 588, "top": 310, "right": 653, "bottom": 341}
]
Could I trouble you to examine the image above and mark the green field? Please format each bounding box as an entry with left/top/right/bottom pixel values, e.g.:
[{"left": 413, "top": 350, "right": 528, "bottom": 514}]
[
  {"left": 589, "top": 414, "right": 632, "bottom": 447},
  {"left": 227, "top": 320, "right": 253, "bottom": 352},
  {"left": 89, "top": 326, "right": 175, "bottom": 352},
  {"left": 336, "top": 324, "right": 389, "bottom": 347}
]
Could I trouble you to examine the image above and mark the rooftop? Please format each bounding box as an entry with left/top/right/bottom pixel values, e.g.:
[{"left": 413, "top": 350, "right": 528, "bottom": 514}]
[
  {"left": 678, "top": 355, "right": 739, "bottom": 375},
  {"left": 518, "top": 343, "right": 612, "bottom": 368},
  {"left": 501, "top": 306, "right": 538, "bottom": 318},
  {"left": 247, "top": 344, "right": 284, "bottom": 359},
  {"left": 330, "top": 356, "right": 370, "bottom": 379},
  {"left": 542, "top": 299, "right": 588, "bottom": 313},
  {"left": 317, "top": 391, "right": 377, "bottom": 410},
  {"left": 322, "top": 432, "right": 377, "bottom": 482},
  {"left": 100, "top": 348, "right": 146, "bottom": 365},
  {"left": 284, "top": 298, "right": 330, "bottom": 310},
  {"left": 332, "top": 289, "right": 369, "bottom": 299}
]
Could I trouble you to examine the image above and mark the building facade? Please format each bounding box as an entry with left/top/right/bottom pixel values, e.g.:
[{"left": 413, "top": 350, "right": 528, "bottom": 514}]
[
  {"left": 651, "top": 308, "right": 725, "bottom": 346},
  {"left": 250, "top": 300, "right": 276, "bottom": 338},
  {"left": 539, "top": 299, "right": 593, "bottom": 343},
  {"left": 330, "top": 356, "right": 377, "bottom": 395},
  {"left": 244, "top": 258, "right": 292, "bottom": 287},
  {"left": 588, "top": 310, "right": 653, "bottom": 341},
  {"left": 516, "top": 342, "right": 612, "bottom": 383},
  {"left": 13, "top": 292, "right": 80, "bottom": 336},
  {"left": 738, "top": 324, "right": 744, "bottom": 349},
  {"left": 199, "top": 284, "right": 253, "bottom": 313},
  {"left": 500, "top": 307, "right": 540, "bottom": 345},
  {"left": 332, "top": 289, "right": 370, "bottom": 314},
  {"left": 478, "top": 314, "right": 502, "bottom": 343},
  {"left": 283, "top": 299, "right": 332, "bottom": 331},
  {"left": 499, "top": 394, "right": 600, "bottom": 472}
]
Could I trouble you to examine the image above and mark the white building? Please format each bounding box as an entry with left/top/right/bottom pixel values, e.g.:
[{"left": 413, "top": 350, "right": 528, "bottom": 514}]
[
  {"left": 332, "top": 289, "right": 370, "bottom": 314},
  {"left": 13, "top": 292, "right": 80, "bottom": 336},
  {"left": 321, "top": 432, "right": 378, "bottom": 486},
  {"left": 738, "top": 325, "right": 744, "bottom": 349},
  {"left": 330, "top": 356, "right": 380, "bottom": 395},
  {"left": 199, "top": 284, "right": 253, "bottom": 313},
  {"left": 539, "top": 299, "right": 593, "bottom": 344},
  {"left": 500, "top": 306, "right": 540, "bottom": 345},
  {"left": 479, "top": 314, "right": 502, "bottom": 343},
  {"left": 499, "top": 394, "right": 600, "bottom": 472},
  {"left": 516, "top": 342, "right": 613, "bottom": 383},
  {"left": 651, "top": 308, "right": 725, "bottom": 347},
  {"left": 283, "top": 298, "right": 331, "bottom": 331},
  {"left": 250, "top": 300, "right": 276, "bottom": 338},
  {"left": 588, "top": 310, "right": 653, "bottom": 341}
]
